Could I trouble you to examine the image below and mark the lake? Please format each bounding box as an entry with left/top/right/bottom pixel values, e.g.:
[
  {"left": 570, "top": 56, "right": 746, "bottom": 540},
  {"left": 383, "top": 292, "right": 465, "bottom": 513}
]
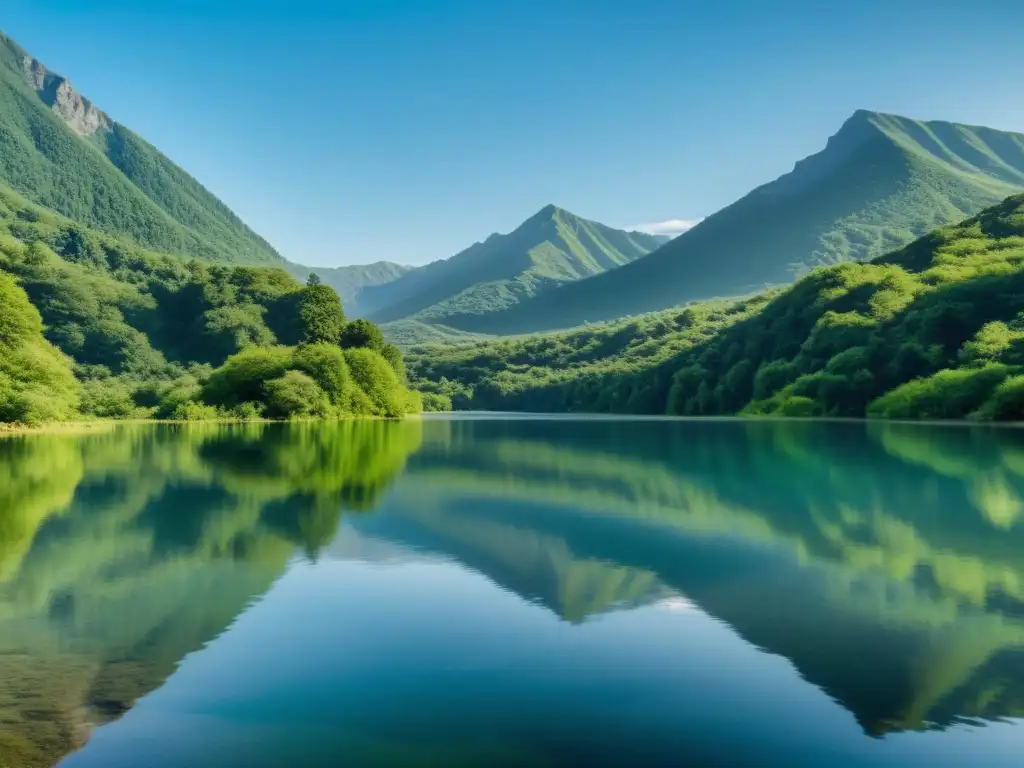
[{"left": 2, "top": 416, "right": 1024, "bottom": 766}]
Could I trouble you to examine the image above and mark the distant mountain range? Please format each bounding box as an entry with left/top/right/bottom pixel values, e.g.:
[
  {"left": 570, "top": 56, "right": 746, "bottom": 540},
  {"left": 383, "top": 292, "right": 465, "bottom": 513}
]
[
  {"left": 448, "top": 110, "right": 1024, "bottom": 334},
  {"left": 352, "top": 204, "right": 667, "bottom": 324},
  {"left": 5, "top": 28, "right": 1024, "bottom": 344}
]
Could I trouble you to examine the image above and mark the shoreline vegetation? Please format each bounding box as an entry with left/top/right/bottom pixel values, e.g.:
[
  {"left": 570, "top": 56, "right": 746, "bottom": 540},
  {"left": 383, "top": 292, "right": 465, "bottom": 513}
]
[
  {"left": 0, "top": 187, "right": 425, "bottom": 427},
  {"left": 0, "top": 412, "right": 426, "bottom": 436}
]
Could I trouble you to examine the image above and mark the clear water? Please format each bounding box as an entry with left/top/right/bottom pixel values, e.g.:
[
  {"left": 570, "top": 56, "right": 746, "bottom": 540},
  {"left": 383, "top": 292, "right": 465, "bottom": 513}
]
[{"left": 2, "top": 416, "right": 1024, "bottom": 766}]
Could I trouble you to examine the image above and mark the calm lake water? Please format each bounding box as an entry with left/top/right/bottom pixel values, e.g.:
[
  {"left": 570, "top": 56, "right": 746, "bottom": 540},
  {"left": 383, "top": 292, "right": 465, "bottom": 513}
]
[{"left": 2, "top": 416, "right": 1024, "bottom": 766}]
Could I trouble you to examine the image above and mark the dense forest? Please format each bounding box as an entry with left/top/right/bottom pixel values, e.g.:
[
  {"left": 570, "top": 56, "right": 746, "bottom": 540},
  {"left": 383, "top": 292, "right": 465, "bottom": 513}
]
[
  {"left": 409, "top": 192, "right": 1024, "bottom": 421},
  {"left": 0, "top": 184, "right": 420, "bottom": 425}
]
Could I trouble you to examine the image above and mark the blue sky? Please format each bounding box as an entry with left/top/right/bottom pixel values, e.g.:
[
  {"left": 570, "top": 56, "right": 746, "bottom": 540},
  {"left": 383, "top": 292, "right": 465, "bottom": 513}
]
[{"left": 4, "top": 0, "right": 1024, "bottom": 267}]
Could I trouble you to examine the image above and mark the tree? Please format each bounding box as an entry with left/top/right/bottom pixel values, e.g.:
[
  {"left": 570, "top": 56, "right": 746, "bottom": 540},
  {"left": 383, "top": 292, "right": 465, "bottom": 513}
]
[
  {"left": 298, "top": 274, "right": 345, "bottom": 345},
  {"left": 0, "top": 273, "right": 80, "bottom": 424},
  {"left": 339, "top": 318, "right": 385, "bottom": 351}
]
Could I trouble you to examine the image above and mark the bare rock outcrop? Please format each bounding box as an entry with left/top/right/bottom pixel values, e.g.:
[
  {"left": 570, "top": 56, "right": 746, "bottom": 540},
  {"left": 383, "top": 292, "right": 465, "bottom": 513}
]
[{"left": 20, "top": 54, "right": 110, "bottom": 136}]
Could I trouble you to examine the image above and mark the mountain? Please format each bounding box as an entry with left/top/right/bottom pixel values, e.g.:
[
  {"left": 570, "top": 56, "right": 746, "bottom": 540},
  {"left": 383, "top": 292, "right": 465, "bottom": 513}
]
[
  {"left": 357, "top": 204, "right": 668, "bottom": 326},
  {"left": 286, "top": 261, "right": 411, "bottom": 315},
  {"left": 0, "top": 31, "right": 283, "bottom": 265},
  {"left": 466, "top": 110, "right": 1024, "bottom": 334},
  {"left": 410, "top": 191, "right": 1024, "bottom": 421}
]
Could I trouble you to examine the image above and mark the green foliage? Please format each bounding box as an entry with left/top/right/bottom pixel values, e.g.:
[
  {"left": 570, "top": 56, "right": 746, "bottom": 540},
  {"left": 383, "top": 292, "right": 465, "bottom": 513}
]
[
  {"left": 420, "top": 392, "right": 453, "bottom": 412},
  {"left": 344, "top": 348, "right": 409, "bottom": 418},
  {"left": 202, "top": 346, "right": 293, "bottom": 409},
  {"left": 412, "top": 193, "right": 1024, "bottom": 422},
  {"left": 340, "top": 317, "right": 386, "bottom": 351},
  {"left": 0, "top": 33, "right": 282, "bottom": 265},
  {"left": 291, "top": 342, "right": 356, "bottom": 410},
  {"left": 264, "top": 370, "right": 330, "bottom": 419},
  {"left": 298, "top": 274, "right": 345, "bottom": 345},
  {"left": 170, "top": 401, "right": 222, "bottom": 421},
  {"left": 974, "top": 375, "right": 1024, "bottom": 421},
  {"left": 194, "top": 344, "right": 419, "bottom": 421},
  {"left": 0, "top": 272, "right": 79, "bottom": 424},
  {"left": 380, "top": 343, "right": 406, "bottom": 381},
  {"left": 868, "top": 365, "right": 1011, "bottom": 420},
  {"left": 0, "top": 184, "right": 426, "bottom": 426},
  {"left": 78, "top": 377, "right": 141, "bottom": 419},
  {"left": 0, "top": 186, "right": 305, "bottom": 380}
]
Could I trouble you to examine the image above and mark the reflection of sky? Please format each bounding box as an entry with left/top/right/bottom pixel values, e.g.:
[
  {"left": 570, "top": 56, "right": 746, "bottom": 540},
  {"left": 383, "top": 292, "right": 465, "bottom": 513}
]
[{"left": 62, "top": 554, "right": 1024, "bottom": 768}]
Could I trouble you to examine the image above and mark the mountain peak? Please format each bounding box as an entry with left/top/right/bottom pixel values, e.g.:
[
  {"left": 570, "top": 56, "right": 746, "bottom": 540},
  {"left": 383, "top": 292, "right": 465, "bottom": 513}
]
[
  {"left": 3, "top": 34, "right": 111, "bottom": 137},
  {"left": 535, "top": 203, "right": 564, "bottom": 218}
]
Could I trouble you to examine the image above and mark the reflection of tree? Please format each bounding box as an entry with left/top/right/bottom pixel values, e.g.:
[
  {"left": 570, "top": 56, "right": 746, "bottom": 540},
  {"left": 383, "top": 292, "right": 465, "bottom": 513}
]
[
  {"left": 0, "top": 420, "right": 422, "bottom": 767},
  {"left": 202, "top": 420, "right": 423, "bottom": 555},
  {"left": 0, "top": 434, "right": 85, "bottom": 581},
  {"left": 399, "top": 418, "right": 1024, "bottom": 736}
]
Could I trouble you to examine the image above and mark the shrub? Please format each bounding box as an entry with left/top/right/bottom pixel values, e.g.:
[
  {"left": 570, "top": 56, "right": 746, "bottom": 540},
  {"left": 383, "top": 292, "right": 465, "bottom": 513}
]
[
  {"left": 974, "top": 375, "right": 1024, "bottom": 421},
  {"left": 201, "top": 346, "right": 293, "bottom": 407},
  {"left": 0, "top": 273, "right": 80, "bottom": 424},
  {"left": 868, "top": 365, "right": 1011, "bottom": 420},
  {"left": 291, "top": 343, "right": 354, "bottom": 408},
  {"left": 344, "top": 348, "right": 406, "bottom": 417},
  {"left": 420, "top": 392, "right": 452, "bottom": 412},
  {"left": 264, "top": 371, "right": 331, "bottom": 419},
  {"left": 171, "top": 402, "right": 222, "bottom": 421}
]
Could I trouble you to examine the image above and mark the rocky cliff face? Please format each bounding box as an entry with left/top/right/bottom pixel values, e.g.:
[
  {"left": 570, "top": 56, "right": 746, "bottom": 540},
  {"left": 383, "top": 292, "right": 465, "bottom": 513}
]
[{"left": 21, "top": 54, "right": 110, "bottom": 136}]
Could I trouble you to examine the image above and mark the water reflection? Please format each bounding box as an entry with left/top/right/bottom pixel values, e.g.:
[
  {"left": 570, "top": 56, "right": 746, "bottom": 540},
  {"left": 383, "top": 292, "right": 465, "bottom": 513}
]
[
  {"left": 357, "top": 418, "right": 1024, "bottom": 736},
  {"left": 0, "top": 421, "right": 422, "bottom": 767},
  {"left": 2, "top": 417, "right": 1024, "bottom": 765}
]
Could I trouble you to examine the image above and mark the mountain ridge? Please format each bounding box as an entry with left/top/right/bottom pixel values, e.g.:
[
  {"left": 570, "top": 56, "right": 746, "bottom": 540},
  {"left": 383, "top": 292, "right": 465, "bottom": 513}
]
[
  {"left": 358, "top": 204, "right": 667, "bottom": 326},
  {"left": 0, "top": 30, "right": 285, "bottom": 265},
  {"left": 458, "top": 110, "right": 1024, "bottom": 335}
]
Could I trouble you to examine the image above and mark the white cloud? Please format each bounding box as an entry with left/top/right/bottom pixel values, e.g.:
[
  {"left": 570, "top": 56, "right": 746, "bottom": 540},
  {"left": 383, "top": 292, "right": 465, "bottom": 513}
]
[{"left": 630, "top": 218, "right": 703, "bottom": 238}]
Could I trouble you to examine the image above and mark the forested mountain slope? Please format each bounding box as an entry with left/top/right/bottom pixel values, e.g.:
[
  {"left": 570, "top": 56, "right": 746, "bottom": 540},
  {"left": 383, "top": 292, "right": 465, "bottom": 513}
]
[
  {"left": 0, "top": 182, "right": 419, "bottom": 424},
  {"left": 410, "top": 192, "right": 1024, "bottom": 420},
  {"left": 359, "top": 205, "right": 667, "bottom": 325},
  {"left": 0, "top": 31, "right": 283, "bottom": 265},
  {"left": 468, "top": 111, "right": 1024, "bottom": 334}
]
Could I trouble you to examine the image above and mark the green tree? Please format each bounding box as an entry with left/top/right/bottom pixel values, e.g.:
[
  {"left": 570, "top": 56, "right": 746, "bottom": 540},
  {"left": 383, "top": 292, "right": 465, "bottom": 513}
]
[
  {"left": 339, "top": 318, "right": 385, "bottom": 351},
  {"left": 0, "top": 272, "right": 80, "bottom": 424},
  {"left": 344, "top": 348, "right": 407, "bottom": 417},
  {"left": 298, "top": 274, "right": 345, "bottom": 345}
]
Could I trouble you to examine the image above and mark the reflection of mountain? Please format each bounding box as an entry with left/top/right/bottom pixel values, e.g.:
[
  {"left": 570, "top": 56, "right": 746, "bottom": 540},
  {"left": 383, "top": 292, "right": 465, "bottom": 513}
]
[
  {"left": 355, "top": 417, "right": 1024, "bottom": 737},
  {"left": 347, "top": 494, "right": 668, "bottom": 623},
  {"left": 0, "top": 420, "right": 422, "bottom": 768}
]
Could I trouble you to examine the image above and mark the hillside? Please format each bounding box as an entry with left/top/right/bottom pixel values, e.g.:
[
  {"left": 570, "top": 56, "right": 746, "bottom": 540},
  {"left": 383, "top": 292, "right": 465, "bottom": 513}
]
[
  {"left": 358, "top": 205, "right": 667, "bottom": 326},
  {"left": 465, "top": 110, "right": 1024, "bottom": 334},
  {"left": 410, "top": 192, "right": 1024, "bottom": 420},
  {"left": 0, "top": 181, "right": 420, "bottom": 424},
  {"left": 286, "top": 260, "right": 411, "bottom": 315},
  {"left": 0, "top": 31, "right": 283, "bottom": 265}
]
